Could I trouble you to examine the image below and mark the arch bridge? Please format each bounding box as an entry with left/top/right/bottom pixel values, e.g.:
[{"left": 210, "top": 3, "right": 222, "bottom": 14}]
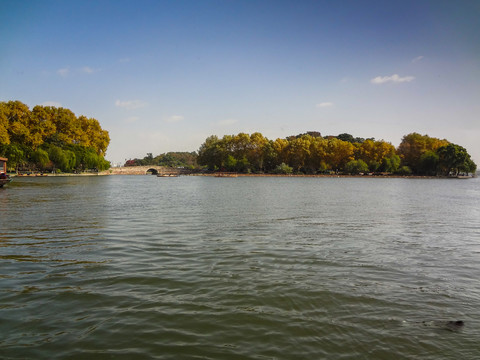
[{"left": 107, "top": 166, "right": 186, "bottom": 175}]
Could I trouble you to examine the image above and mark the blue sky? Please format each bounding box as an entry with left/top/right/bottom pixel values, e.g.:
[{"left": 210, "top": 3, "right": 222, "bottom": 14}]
[{"left": 1, "top": 0, "right": 479, "bottom": 165}]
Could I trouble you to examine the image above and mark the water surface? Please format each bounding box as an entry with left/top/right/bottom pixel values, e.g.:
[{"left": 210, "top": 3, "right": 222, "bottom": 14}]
[{"left": 1, "top": 176, "right": 479, "bottom": 359}]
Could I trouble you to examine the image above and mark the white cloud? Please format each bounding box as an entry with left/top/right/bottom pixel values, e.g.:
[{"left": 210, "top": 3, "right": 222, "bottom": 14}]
[
  {"left": 57, "top": 67, "right": 70, "bottom": 77},
  {"left": 119, "top": 57, "right": 131, "bottom": 63},
  {"left": 218, "top": 118, "right": 238, "bottom": 126},
  {"left": 316, "top": 102, "right": 334, "bottom": 108},
  {"left": 115, "top": 99, "right": 147, "bottom": 110},
  {"left": 41, "top": 101, "right": 62, "bottom": 107},
  {"left": 81, "top": 66, "right": 97, "bottom": 74},
  {"left": 412, "top": 55, "right": 424, "bottom": 63},
  {"left": 166, "top": 115, "right": 184, "bottom": 123},
  {"left": 371, "top": 74, "right": 415, "bottom": 84}
]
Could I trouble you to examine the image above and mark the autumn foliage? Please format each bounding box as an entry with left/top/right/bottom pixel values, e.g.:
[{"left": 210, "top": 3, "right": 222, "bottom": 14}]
[
  {"left": 197, "top": 132, "right": 476, "bottom": 176},
  {"left": 0, "top": 101, "right": 110, "bottom": 172}
]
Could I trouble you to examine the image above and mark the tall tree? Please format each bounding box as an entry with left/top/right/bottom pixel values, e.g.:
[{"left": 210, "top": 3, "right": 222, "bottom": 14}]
[
  {"left": 437, "top": 143, "right": 477, "bottom": 175},
  {"left": 397, "top": 133, "right": 448, "bottom": 173}
]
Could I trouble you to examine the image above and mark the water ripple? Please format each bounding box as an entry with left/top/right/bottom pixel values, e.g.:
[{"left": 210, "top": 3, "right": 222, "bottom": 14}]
[{"left": 1, "top": 176, "right": 480, "bottom": 359}]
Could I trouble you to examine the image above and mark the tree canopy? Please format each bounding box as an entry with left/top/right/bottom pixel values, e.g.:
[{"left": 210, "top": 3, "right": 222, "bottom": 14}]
[
  {"left": 125, "top": 151, "right": 198, "bottom": 169},
  {"left": 196, "top": 131, "right": 476, "bottom": 176},
  {"left": 0, "top": 101, "right": 110, "bottom": 172}
]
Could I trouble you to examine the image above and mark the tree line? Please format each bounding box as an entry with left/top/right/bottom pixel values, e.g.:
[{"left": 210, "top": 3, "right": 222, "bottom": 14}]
[
  {"left": 0, "top": 101, "right": 110, "bottom": 172},
  {"left": 125, "top": 151, "right": 198, "bottom": 169},
  {"left": 196, "top": 131, "right": 477, "bottom": 176}
]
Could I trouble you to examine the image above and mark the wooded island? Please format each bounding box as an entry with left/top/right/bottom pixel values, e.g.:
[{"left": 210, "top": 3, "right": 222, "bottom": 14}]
[{"left": 129, "top": 132, "right": 477, "bottom": 177}]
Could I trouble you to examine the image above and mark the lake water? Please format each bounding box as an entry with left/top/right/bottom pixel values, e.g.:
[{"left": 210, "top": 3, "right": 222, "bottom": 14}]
[{"left": 1, "top": 175, "right": 480, "bottom": 359}]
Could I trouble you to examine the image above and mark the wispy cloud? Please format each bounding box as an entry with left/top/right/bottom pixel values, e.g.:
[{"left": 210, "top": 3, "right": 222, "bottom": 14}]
[
  {"left": 41, "top": 101, "right": 62, "bottom": 107},
  {"left": 218, "top": 118, "right": 238, "bottom": 126},
  {"left": 119, "top": 57, "right": 131, "bottom": 63},
  {"left": 412, "top": 55, "right": 424, "bottom": 63},
  {"left": 316, "top": 102, "right": 334, "bottom": 108},
  {"left": 81, "top": 66, "right": 98, "bottom": 74},
  {"left": 57, "top": 67, "right": 70, "bottom": 77},
  {"left": 166, "top": 115, "right": 184, "bottom": 123},
  {"left": 115, "top": 99, "right": 147, "bottom": 110},
  {"left": 371, "top": 74, "right": 415, "bottom": 84}
]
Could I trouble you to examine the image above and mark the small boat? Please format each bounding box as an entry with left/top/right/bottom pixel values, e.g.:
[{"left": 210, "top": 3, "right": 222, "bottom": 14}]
[
  {"left": 157, "top": 173, "right": 179, "bottom": 177},
  {"left": 0, "top": 157, "right": 12, "bottom": 187}
]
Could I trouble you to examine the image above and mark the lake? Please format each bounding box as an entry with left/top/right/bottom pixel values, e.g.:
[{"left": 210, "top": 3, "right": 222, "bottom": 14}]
[{"left": 1, "top": 175, "right": 480, "bottom": 359}]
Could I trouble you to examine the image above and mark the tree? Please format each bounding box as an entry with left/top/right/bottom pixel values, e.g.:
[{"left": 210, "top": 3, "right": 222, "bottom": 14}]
[
  {"left": 418, "top": 151, "right": 439, "bottom": 175},
  {"left": 354, "top": 139, "right": 396, "bottom": 170},
  {"left": 248, "top": 132, "right": 268, "bottom": 172},
  {"left": 437, "top": 143, "right": 476, "bottom": 175},
  {"left": 381, "top": 154, "right": 401, "bottom": 173},
  {"left": 4, "top": 144, "right": 25, "bottom": 171},
  {"left": 197, "top": 135, "right": 223, "bottom": 170},
  {"left": 337, "top": 133, "right": 365, "bottom": 143},
  {"left": 0, "top": 101, "right": 110, "bottom": 172},
  {"left": 272, "top": 138, "right": 289, "bottom": 165},
  {"left": 274, "top": 163, "right": 293, "bottom": 174},
  {"left": 0, "top": 102, "right": 11, "bottom": 145},
  {"left": 195, "top": 131, "right": 475, "bottom": 176},
  {"left": 397, "top": 133, "right": 448, "bottom": 173},
  {"left": 324, "top": 138, "right": 354, "bottom": 171},
  {"left": 286, "top": 135, "right": 312, "bottom": 172},
  {"left": 344, "top": 159, "right": 369, "bottom": 174},
  {"left": 30, "top": 148, "right": 50, "bottom": 170},
  {"left": 262, "top": 140, "right": 279, "bottom": 172},
  {"left": 4, "top": 101, "right": 31, "bottom": 146}
]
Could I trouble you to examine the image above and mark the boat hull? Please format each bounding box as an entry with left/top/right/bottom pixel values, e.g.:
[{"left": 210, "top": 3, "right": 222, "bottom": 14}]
[{"left": 0, "top": 178, "right": 12, "bottom": 187}]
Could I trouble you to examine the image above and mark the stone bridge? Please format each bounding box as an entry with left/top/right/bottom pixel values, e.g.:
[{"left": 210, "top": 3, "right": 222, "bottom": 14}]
[{"left": 106, "top": 166, "right": 186, "bottom": 175}]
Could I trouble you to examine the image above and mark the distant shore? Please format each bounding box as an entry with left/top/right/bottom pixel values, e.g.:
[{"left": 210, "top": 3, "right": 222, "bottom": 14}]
[
  {"left": 9, "top": 170, "right": 476, "bottom": 179},
  {"left": 12, "top": 172, "right": 107, "bottom": 177},
  {"left": 189, "top": 173, "right": 450, "bottom": 179}
]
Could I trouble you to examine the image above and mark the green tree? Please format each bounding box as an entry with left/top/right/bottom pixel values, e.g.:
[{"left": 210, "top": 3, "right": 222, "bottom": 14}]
[
  {"left": 344, "top": 159, "right": 369, "bottom": 174},
  {"left": 198, "top": 135, "right": 223, "bottom": 170},
  {"left": 381, "top": 154, "right": 401, "bottom": 173},
  {"left": 419, "top": 151, "right": 439, "bottom": 175},
  {"left": 397, "top": 166, "right": 412, "bottom": 175},
  {"left": 274, "top": 162, "right": 293, "bottom": 174},
  {"left": 248, "top": 132, "right": 268, "bottom": 172},
  {"left": 437, "top": 143, "right": 476, "bottom": 175},
  {"left": 48, "top": 145, "right": 68, "bottom": 172},
  {"left": 224, "top": 154, "right": 237, "bottom": 171},
  {"left": 30, "top": 148, "right": 50, "bottom": 170},
  {"left": 5, "top": 144, "right": 25, "bottom": 171},
  {"left": 262, "top": 140, "right": 279, "bottom": 172}
]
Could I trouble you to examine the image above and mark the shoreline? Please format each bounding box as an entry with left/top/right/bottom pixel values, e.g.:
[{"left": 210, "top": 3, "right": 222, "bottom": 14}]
[
  {"left": 188, "top": 173, "right": 456, "bottom": 179},
  {"left": 9, "top": 171, "right": 476, "bottom": 180},
  {"left": 11, "top": 172, "right": 107, "bottom": 177}
]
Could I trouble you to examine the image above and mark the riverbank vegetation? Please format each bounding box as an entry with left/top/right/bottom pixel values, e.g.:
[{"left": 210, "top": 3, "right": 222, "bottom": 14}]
[
  {"left": 125, "top": 151, "right": 197, "bottom": 169},
  {"left": 0, "top": 101, "right": 110, "bottom": 173},
  {"left": 196, "top": 131, "right": 476, "bottom": 176}
]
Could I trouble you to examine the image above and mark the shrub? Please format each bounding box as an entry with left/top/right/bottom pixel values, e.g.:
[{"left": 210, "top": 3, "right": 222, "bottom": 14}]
[{"left": 274, "top": 163, "right": 293, "bottom": 174}]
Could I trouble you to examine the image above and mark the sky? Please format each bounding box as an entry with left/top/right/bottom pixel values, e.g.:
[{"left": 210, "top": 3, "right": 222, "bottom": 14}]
[{"left": 1, "top": 0, "right": 479, "bottom": 166}]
